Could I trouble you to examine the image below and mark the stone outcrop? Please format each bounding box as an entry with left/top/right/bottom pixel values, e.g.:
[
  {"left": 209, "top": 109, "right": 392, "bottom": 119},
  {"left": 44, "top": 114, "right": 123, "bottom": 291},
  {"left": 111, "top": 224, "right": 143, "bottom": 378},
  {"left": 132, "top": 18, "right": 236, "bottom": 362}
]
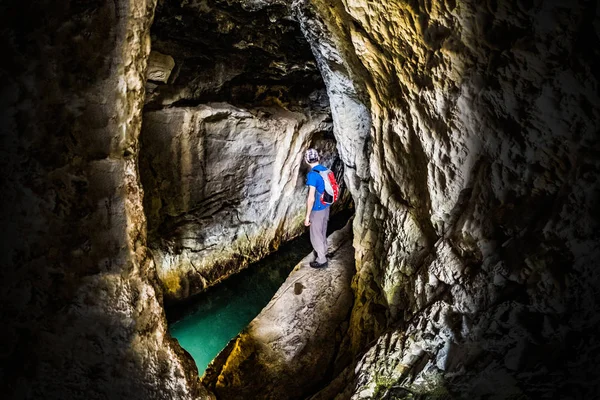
[
  {"left": 140, "top": 102, "right": 343, "bottom": 301},
  {"left": 203, "top": 221, "right": 355, "bottom": 399},
  {"left": 0, "top": 0, "right": 211, "bottom": 399},
  {"left": 289, "top": 0, "right": 600, "bottom": 398}
]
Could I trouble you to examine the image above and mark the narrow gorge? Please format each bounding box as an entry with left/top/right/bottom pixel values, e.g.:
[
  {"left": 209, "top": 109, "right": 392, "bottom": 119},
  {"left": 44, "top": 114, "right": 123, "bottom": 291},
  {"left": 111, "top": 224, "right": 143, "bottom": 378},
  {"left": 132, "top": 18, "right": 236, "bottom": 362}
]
[{"left": 2, "top": 0, "right": 599, "bottom": 399}]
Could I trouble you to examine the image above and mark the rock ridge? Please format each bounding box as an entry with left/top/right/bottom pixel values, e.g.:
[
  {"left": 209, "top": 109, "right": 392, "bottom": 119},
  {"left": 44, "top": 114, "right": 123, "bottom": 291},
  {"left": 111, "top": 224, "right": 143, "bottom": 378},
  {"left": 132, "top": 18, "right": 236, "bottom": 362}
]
[{"left": 203, "top": 221, "right": 356, "bottom": 400}]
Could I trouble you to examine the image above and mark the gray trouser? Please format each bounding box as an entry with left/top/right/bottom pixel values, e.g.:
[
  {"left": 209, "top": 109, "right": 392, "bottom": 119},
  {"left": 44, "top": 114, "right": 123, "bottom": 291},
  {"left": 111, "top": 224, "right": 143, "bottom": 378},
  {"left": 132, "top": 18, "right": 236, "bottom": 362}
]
[{"left": 310, "top": 207, "right": 330, "bottom": 264}]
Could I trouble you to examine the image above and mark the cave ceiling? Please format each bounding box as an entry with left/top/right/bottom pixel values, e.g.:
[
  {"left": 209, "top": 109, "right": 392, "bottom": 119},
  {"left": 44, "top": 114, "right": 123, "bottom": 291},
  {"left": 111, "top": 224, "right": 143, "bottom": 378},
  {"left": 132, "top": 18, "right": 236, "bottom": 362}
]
[{"left": 148, "top": 0, "right": 326, "bottom": 109}]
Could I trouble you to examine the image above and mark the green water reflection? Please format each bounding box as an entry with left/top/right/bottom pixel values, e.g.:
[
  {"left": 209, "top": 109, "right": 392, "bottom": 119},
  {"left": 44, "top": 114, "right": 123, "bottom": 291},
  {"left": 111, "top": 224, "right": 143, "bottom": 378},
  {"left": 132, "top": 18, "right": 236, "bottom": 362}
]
[
  {"left": 167, "top": 211, "right": 352, "bottom": 374},
  {"left": 167, "top": 234, "right": 311, "bottom": 373}
]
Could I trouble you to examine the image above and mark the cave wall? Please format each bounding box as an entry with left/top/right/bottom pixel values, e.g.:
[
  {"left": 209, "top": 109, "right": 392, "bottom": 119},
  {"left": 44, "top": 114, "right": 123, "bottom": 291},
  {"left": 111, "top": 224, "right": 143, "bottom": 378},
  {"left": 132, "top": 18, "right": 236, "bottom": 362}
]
[
  {"left": 140, "top": 103, "right": 338, "bottom": 301},
  {"left": 140, "top": 0, "right": 352, "bottom": 302},
  {"left": 3, "top": 0, "right": 599, "bottom": 398},
  {"left": 289, "top": 0, "right": 600, "bottom": 397},
  {"left": 146, "top": 0, "right": 323, "bottom": 108},
  {"left": 0, "top": 1, "right": 209, "bottom": 398}
]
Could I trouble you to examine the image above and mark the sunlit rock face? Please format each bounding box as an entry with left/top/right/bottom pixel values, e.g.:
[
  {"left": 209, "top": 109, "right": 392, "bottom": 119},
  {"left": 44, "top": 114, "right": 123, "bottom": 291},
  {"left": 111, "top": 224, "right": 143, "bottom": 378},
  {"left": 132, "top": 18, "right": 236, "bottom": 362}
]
[
  {"left": 140, "top": 102, "right": 337, "bottom": 301},
  {"left": 0, "top": 0, "right": 209, "bottom": 398},
  {"left": 140, "top": 0, "right": 352, "bottom": 302},
  {"left": 289, "top": 0, "right": 599, "bottom": 398}
]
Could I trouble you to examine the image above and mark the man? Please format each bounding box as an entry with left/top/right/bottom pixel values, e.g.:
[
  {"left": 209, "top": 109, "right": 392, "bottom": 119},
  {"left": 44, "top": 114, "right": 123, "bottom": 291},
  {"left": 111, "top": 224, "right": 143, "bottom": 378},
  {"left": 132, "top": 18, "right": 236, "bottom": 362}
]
[{"left": 304, "top": 148, "right": 330, "bottom": 268}]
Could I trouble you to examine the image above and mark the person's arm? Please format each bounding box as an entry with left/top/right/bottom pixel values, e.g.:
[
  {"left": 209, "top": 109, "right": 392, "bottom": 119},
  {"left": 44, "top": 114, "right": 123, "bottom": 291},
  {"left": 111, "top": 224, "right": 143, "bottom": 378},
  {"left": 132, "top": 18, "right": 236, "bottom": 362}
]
[{"left": 305, "top": 186, "right": 316, "bottom": 226}]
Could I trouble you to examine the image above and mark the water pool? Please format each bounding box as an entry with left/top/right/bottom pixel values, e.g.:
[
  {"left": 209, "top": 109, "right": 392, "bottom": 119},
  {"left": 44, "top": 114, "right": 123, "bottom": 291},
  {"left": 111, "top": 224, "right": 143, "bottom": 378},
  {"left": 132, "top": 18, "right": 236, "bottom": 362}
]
[{"left": 166, "top": 210, "right": 352, "bottom": 374}]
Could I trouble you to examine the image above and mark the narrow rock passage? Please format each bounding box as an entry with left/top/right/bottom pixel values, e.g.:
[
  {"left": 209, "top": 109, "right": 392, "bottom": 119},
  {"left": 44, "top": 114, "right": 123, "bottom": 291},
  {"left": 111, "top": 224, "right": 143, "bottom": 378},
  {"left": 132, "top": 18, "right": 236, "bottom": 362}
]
[
  {"left": 5, "top": 0, "right": 598, "bottom": 399},
  {"left": 203, "top": 221, "right": 355, "bottom": 400},
  {"left": 166, "top": 210, "right": 354, "bottom": 376}
]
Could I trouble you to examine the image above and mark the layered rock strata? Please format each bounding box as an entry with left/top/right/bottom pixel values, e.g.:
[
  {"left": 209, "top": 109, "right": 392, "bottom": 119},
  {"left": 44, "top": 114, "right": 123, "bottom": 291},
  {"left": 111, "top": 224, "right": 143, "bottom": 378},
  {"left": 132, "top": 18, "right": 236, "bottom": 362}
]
[
  {"left": 203, "top": 221, "right": 355, "bottom": 399},
  {"left": 140, "top": 102, "right": 344, "bottom": 301}
]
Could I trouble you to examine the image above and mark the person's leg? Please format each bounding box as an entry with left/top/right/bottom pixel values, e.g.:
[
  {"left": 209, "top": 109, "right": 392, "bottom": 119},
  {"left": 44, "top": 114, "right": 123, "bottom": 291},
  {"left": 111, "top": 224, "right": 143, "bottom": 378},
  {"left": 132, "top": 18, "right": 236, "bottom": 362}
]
[
  {"left": 321, "top": 206, "right": 330, "bottom": 256},
  {"left": 309, "top": 209, "right": 327, "bottom": 264}
]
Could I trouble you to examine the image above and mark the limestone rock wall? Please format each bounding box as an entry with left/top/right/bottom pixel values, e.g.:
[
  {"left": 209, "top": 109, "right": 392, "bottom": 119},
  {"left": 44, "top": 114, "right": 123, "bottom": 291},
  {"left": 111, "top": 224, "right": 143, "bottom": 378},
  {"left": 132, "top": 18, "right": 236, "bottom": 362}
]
[
  {"left": 140, "top": 0, "right": 354, "bottom": 302},
  {"left": 4, "top": 0, "right": 599, "bottom": 398},
  {"left": 290, "top": 0, "right": 600, "bottom": 397},
  {"left": 140, "top": 103, "right": 341, "bottom": 301},
  {"left": 0, "top": 1, "right": 210, "bottom": 398}
]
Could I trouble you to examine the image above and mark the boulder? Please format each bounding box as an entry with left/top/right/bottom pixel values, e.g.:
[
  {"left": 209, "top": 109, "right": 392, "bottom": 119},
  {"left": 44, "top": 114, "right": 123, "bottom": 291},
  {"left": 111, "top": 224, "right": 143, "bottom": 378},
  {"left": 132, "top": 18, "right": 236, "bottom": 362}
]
[{"left": 146, "top": 50, "right": 175, "bottom": 83}]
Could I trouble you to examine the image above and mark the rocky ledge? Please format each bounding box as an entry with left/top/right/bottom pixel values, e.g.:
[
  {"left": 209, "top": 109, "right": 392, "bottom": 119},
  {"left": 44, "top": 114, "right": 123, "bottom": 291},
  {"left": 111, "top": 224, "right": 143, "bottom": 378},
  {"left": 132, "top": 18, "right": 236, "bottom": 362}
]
[{"left": 202, "top": 221, "right": 355, "bottom": 399}]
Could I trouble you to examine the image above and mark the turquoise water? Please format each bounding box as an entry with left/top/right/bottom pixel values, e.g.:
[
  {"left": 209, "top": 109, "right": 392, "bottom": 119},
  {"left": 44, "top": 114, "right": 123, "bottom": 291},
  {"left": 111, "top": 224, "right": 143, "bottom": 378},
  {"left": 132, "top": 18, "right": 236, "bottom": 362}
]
[
  {"left": 167, "top": 210, "right": 352, "bottom": 374},
  {"left": 167, "top": 233, "right": 313, "bottom": 374}
]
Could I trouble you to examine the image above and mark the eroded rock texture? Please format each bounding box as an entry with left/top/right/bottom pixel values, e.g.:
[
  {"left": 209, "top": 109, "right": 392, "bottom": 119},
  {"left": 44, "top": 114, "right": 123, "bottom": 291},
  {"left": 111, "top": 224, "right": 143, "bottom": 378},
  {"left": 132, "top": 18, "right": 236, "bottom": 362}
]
[
  {"left": 141, "top": 102, "right": 339, "bottom": 301},
  {"left": 141, "top": 0, "right": 351, "bottom": 301},
  {"left": 206, "top": 0, "right": 600, "bottom": 398},
  {"left": 0, "top": 1, "right": 209, "bottom": 398},
  {"left": 3, "top": 0, "right": 599, "bottom": 398},
  {"left": 289, "top": 0, "right": 600, "bottom": 398},
  {"left": 146, "top": 0, "right": 322, "bottom": 108}
]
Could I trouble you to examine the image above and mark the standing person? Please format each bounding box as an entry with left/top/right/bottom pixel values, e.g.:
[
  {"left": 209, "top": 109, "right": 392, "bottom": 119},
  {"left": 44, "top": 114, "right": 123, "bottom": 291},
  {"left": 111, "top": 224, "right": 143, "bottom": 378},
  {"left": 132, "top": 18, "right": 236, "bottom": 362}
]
[{"left": 304, "top": 148, "right": 330, "bottom": 268}]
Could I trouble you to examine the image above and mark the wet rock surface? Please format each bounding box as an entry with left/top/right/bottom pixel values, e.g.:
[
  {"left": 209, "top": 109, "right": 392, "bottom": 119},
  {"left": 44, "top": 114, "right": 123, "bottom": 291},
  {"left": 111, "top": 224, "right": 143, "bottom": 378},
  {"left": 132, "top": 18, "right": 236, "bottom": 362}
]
[{"left": 202, "top": 222, "right": 355, "bottom": 399}]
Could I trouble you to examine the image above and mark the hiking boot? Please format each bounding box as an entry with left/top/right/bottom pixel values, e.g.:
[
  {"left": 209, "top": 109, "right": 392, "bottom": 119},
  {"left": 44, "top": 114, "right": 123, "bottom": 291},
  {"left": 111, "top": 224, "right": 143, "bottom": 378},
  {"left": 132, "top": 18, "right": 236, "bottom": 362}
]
[
  {"left": 310, "top": 260, "right": 328, "bottom": 268},
  {"left": 313, "top": 251, "right": 333, "bottom": 259}
]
